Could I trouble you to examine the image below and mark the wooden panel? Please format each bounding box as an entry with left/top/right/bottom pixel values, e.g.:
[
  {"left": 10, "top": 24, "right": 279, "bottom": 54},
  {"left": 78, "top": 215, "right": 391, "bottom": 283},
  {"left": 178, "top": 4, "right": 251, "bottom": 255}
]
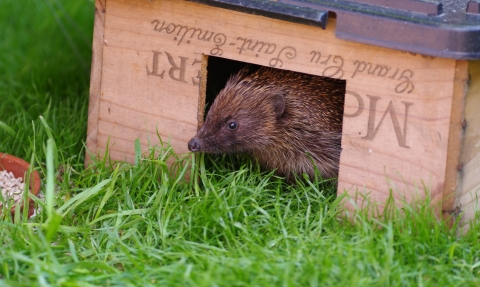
[
  {"left": 455, "top": 60, "right": 480, "bottom": 231},
  {"left": 86, "top": 0, "right": 107, "bottom": 165},
  {"left": 88, "top": 0, "right": 463, "bottom": 215},
  {"left": 442, "top": 60, "right": 469, "bottom": 222},
  {"left": 94, "top": 0, "right": 203, "bottom": 159},
  {"left": 338, "top": 57, "right": 459, "bottom": 214}
]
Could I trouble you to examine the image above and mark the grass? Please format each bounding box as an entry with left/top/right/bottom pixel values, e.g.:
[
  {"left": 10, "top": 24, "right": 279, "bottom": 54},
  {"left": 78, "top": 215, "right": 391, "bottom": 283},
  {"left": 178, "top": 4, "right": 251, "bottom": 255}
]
[{"left": 1, "top": 0, "right": 480, "bottom": 286}]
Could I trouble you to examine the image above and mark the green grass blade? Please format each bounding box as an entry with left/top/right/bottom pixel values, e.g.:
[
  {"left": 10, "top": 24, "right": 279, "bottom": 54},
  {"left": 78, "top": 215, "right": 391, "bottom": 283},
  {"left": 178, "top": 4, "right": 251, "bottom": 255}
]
[
  {"left": 57, "top": 178, "right": 112, "bottom": 216},
  {"left": 45, "top": 138, "right": 55, "bottom": 217},
  {"left": 134, "top": 138, "right": 141, "bottom": 167},
  {"left": 39, "top": 116, "right": 59, "bottom": 169},
  {"left": 0, "top": 121, "right": 15, "bottom": 136}
]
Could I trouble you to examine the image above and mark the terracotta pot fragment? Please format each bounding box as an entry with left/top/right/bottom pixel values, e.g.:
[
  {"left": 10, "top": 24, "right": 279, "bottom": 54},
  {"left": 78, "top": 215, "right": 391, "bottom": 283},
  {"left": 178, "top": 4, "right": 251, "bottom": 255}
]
[{"left": 0, "top": 153, "right": 41, "bottom": 218}]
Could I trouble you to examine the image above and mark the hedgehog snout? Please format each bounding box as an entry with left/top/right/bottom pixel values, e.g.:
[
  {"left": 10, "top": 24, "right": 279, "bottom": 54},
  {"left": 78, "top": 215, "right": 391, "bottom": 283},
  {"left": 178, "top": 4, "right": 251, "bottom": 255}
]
[{"left": 188, "top": 138, "right": 202, "bottom": 152}]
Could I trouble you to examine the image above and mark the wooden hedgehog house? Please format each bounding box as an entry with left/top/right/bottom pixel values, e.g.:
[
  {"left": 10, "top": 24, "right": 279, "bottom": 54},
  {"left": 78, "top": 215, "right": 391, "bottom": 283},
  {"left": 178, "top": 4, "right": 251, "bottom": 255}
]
[{"left": 87, "top": 0, "right": 480, "bottom": 228}]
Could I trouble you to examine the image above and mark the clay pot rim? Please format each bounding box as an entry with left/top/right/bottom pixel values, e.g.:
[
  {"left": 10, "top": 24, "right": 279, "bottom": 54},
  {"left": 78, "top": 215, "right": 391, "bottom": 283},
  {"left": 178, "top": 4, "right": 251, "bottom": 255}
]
[{"left": 0, "top": 152, "right": 41, "bottom": 217}]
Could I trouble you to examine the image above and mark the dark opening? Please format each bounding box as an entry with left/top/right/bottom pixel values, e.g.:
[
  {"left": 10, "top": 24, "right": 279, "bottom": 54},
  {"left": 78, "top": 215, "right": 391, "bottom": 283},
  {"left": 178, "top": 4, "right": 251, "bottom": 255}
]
[
  {"left": 204, "top": 57, "right": 261, "bottom": 117},
  {"left": 200, "top": 56, "right": 346, "bottom": 180},
  {"left": 204, "top": 56, "right": 346, "bottom": 127}
]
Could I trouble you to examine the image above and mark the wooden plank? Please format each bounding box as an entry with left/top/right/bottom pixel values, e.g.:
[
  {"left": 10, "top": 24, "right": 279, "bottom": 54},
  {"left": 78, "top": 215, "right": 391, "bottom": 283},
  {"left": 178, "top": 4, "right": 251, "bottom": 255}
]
[
  {"left": 442, "top": 60, "right": 468, "bottom": 222},
  {"left": 338, "top": 53, "right": 458, "bottom": 215},
  {"left": 455, "top": 60, "right": 480, "bottom": 231},
  {"left": 90, "top": 0, "right": 461, "bottom": 215},
  {"left": 198, "top": 55, "right": 208, "bottom": 129},
  {"left": 86, "top": 0, "right": 107, "bottom": 165},
  {"left": 96, "top": 0, "right": 203, "bottom": 159}
]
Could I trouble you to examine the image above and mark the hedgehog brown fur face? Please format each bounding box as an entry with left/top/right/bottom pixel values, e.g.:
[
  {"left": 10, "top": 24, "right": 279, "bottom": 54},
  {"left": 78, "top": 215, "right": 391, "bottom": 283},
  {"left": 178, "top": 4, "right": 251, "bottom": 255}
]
[
  {"left": 188, "top": 68, "right": 285, "bottom": 154},
  {"left": 188, "top": 66, "right": 345, "bottom": 180}
]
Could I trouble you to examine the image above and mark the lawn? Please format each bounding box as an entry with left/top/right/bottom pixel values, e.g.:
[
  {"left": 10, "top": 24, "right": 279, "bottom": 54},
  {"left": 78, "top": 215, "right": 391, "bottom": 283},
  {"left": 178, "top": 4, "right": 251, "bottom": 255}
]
[{"left": 1, "top": 0, "right": 480, "bottom": 286}]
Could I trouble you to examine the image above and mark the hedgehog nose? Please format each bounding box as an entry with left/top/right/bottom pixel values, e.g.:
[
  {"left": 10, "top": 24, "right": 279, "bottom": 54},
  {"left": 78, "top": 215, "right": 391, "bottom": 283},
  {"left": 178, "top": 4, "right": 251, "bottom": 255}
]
[{"left": 188, "top": 138, "right": 201, "bottom": 152}]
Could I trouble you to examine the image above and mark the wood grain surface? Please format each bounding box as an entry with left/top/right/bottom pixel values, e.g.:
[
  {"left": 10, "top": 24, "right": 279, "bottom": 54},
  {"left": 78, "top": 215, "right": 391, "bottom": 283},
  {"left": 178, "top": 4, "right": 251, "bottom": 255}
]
[{"left": 455, "top": 60, "right": 480, "bottom": 231}]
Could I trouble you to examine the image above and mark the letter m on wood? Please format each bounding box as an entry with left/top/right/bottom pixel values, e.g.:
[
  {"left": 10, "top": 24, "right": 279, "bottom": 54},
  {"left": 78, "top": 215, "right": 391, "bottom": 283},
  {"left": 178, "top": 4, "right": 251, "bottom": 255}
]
[{"left": 362, "top": 95, "right": 413, "bottom": 148}]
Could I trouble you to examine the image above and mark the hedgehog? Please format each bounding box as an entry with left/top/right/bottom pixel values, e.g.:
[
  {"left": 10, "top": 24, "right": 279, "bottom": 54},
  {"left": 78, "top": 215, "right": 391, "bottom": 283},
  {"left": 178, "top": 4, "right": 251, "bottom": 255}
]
[{"left": 188, "top": 66, "right": 344, "bottom": 180}]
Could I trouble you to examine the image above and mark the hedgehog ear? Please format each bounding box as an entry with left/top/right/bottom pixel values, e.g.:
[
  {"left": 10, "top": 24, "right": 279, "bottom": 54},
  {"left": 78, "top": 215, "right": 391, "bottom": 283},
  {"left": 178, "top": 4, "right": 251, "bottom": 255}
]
[{"left": 271, "top": 93, "right": 285, "bottom": 118}]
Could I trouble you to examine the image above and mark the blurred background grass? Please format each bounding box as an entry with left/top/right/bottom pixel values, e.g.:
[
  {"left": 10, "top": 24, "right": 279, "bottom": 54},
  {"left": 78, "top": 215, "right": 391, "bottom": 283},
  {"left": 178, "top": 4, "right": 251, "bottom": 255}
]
[{"left": 0, "top": 0, "right": 92, "bottom": 163}]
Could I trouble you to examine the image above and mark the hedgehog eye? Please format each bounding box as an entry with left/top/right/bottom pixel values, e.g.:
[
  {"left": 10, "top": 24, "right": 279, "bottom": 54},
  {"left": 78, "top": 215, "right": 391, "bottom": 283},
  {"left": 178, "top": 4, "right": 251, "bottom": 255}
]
[{"left": 227, "top": 121, "right": 238, "bottom": 130}]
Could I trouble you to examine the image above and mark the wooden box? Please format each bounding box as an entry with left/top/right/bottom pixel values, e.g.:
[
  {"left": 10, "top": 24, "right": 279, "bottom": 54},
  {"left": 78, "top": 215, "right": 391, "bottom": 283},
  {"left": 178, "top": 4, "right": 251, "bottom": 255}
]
[{"left": 87, "top": 0, "right": 480, "bottom": 229}]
